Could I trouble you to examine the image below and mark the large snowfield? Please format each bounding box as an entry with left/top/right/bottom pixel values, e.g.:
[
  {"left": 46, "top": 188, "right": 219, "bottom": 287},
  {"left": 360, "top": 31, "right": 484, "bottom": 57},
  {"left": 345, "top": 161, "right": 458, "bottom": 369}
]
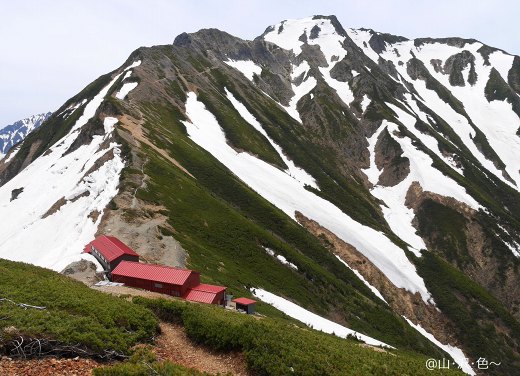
[{"left": 0, "top": 62, "right": 141, "bottom": 271}]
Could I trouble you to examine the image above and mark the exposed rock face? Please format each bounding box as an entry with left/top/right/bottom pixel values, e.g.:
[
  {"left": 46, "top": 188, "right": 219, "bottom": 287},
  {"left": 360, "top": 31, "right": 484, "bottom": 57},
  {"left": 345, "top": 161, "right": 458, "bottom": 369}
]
[
  {"left": 406, "top": 182, "right": 520, "bottom": 320},
  {"left": 443, "top": 50, "right": 477, "bottom": 86},
  {"left": 295, "top": 211, "right": 460, "bottom": 346},
  {"left": 10, "top": 187, "right": 23, "bottom": 201},
  {"left": 367, "top": 31, "right": 409, "bottom": 54},
  {"left": 508, "top": 56, "right": 520, "bottom": 95},
  {"left": 60, "top": 259, "right": 100, "bottom": 285},
  {"left": 374, "top": 127, "right": 410, "bottom": 187},
  {"left": 97, "top": 114, "right": 189, "bottom": 269}
]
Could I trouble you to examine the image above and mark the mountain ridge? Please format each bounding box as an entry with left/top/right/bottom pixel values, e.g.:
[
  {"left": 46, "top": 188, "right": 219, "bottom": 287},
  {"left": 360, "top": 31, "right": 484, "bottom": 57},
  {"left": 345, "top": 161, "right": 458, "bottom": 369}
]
[
  {"left": 0, "top": 15, "right": 519, "bottom": 374},
  {"left": 0, "top": 112, "right": 51, "bottom": 160}
]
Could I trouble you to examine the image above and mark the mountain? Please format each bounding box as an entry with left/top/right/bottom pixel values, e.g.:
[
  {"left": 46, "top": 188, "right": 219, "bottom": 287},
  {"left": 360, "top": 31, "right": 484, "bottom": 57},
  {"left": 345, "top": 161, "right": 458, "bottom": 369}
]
[
  {"left": 1, "top": 15, "right": 519, "bottom": 375},
  {"left": 0, "top": 112, "right": 51, "bottom": 160}
]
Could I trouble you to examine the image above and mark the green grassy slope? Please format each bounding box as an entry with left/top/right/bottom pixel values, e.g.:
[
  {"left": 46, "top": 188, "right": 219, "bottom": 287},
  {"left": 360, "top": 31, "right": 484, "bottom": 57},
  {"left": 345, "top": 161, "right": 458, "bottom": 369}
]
[
  {"left": 0, "top": 259, "right": 158, "bottom": 357},
  {"left": 118, "top": 101, "right": 445, "bottom": 356},
  {"left": 0, "top": 259, "right": 463, "bottom": 375},
  {"left": 133, "top": 297, "right": 463, "bottom": 376}
]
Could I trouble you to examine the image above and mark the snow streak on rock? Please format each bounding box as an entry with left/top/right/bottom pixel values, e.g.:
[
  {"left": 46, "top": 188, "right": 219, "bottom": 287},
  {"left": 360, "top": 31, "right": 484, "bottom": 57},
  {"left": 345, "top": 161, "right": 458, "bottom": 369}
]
[
  {"left": 335, "top": 255, "right": 388, "bottom": 304},
  {"left": 183, "top": 91, "right": 432, "bottom": 302},
  {"left": 225, "top": 88, "right": 318, "bottom": 188},
  {"left": 404, "top": 317, "right": 475, "bottom": 375},
  {"left": 224, "top": 60, "right": 262, "bottom": 81}
]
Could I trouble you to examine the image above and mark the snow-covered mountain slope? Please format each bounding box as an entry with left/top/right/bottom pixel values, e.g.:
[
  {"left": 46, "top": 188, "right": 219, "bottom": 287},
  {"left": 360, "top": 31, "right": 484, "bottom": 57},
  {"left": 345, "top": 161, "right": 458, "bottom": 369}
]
[
  {"left": 0, "top": 61, "right": 141, "bottom": 270},
  {"left": 183, "top": 90, "right": 431, "bottom": 302},
  {"left": 0, "top": 112, "right": 51, "bottom": 159},
  {"left": 1, "top": 15, "right": 519, "bottom": 374},
  {"left": 346, "top": 28, "right": 520, "bottom": 189}
]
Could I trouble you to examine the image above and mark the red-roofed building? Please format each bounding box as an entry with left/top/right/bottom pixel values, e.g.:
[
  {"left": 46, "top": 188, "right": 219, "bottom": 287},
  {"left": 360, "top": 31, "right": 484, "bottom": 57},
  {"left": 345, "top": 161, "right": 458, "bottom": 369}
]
[
  {"left": 84, "top": 235, "right": 139, "bottom": 272},
  {"left": 232, "top": 297, "right": 257, "bottom": 314},
  {"left": 85, "top": 236, "right": 227, "bottom": 305},
  {"left": 111, "top": 261, "right": 200, "bottom": 297},
  {"left": 184, "top": 284, "right": 226, "bottom": 305}
]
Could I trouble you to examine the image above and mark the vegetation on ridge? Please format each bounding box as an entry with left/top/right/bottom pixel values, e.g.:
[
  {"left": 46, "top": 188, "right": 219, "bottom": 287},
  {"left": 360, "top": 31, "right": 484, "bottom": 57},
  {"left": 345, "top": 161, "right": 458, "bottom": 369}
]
[
  {"left": 134, "top": 297, "right": 463, "bottom": 376},
  {"left": 0, "top": 258, "right": 158, "bottom": 358}
]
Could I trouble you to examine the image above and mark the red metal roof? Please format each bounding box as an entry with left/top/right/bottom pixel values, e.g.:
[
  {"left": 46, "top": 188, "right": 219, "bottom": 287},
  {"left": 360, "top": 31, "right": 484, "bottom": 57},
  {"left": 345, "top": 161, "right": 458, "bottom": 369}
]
[
  {"left": 232, "top": 297, "right": 256, "bottom": 305},
  {"left": 111, "top": 261, "right": 197, "bottom": 286},
  {"left": 84, "top": 235, "right": 139, "bottom": 262},
  {"left": 183, "top": 284, "right": 226, "bottom": 304},
  {"left": 190, "top": 283, "right": 226, "bottom": 293},
  {"left": 184, "top": 289, "right": 220, "bottom": 304}
]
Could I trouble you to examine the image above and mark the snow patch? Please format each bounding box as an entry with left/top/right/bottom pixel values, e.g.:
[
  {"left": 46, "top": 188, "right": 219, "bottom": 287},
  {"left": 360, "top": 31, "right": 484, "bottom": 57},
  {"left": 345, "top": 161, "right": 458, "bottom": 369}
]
[
  {"left": 379, "top": 39, "right": 520, "bottom": 189},
  {"left": 404, "top": 317, "right": 475, "bottom": 375},
  {"left": 263, "top": 246, "right": 275, "bottom": 257},
  {"left": 276, "top": 254, "right": 298, "bottom": 270},
  {"left": 362, "top": 101, "right": 480, "bottom": 256},
  {"left": 0, "top": 72, "right": 126, "bottom": 271},
  {"left": 497, "top": 224, "right": 520, "bottom": 257},
  {"left": 103, "top": 117, "right": 119, "bottom": 134},
  {"left": 346, "top": 29, "right": 380, "bottom": 63},
  {"left": 116, "top": 82, "right": 138, "bottom": 100},
  {"left": 335, "top": 255, "right": 387, "bottom": 304},
  {"left": 252, "top": 287, "right": 392, "bottom": 348},
  {"left": 362, "top": 123, "right": 386, "bottom": 185},
  {"left": 360, "top": 94, "right": 371, "bottom": 113},
  {"left": 224, "top": 60, "right": 262, "bottom": 81},
  {"left": 319, "top": 64, "right": 355, "bottom": 108},
  {"left": 263, "top": 17, "right": 346, "bottom": 63},
  {"left": 284, "top": 61, "right": 316, "bottom": 122},
  {"left": 262, "top": 246, "right": 298, "bottom": 270},
  {"left": 59, "top": 99, "right": 87, "bottom": 119},
  {"left": 225, "top": 88, "right": 317, "bottom": 188},
  {"left": 124, "top": 60, "right": 141, "bottom": 71},
  {"left": 488, "top": 51, "right": 514, "bottom": 83},
  {"left": 3, "top": 146, "right": 20, "bottom": 163}
]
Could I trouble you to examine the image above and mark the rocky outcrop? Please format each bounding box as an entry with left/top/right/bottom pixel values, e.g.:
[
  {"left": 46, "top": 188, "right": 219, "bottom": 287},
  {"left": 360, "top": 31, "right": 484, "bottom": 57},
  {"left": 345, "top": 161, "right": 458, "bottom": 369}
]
[
  {"left": 374, "top": 128, "right": 410, "bottom": 186},
  {"left": 443, "top": 50, "right": 477, "bottom": 86},
  {"left": 406, "top": 182, "right": 520, "bottom": 319},
  {"left": 295, "top": 211, "right": 460, "bottom": 346},
  {"left": 96, "top": 114, "right": 189, "bottom": 269}
]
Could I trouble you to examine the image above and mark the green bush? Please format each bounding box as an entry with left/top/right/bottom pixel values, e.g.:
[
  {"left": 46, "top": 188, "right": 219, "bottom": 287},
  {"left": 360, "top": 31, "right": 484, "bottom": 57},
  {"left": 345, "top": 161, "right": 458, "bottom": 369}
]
[
  {"left": 0, "top": 259, "right": 158, "bottom": 356},
  {"left": 135, "top": 297, "right": 463, "bottom": 376}
]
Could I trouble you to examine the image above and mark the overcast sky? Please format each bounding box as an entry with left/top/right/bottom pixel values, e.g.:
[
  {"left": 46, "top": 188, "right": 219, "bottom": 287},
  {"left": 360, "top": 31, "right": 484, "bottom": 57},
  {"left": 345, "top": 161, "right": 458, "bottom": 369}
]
[{"left": 1, "top": 0, "right": 518, "bottom": 126}]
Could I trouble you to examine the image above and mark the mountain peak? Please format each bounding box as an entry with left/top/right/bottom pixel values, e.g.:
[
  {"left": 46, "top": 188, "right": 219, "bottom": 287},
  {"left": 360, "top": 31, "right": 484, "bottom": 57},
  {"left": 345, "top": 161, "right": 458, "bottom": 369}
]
[
  {"left": 0, "top": 112, "right": 51, "bottom": 158},
  {"left": 258, "top": 15, "right": 348, "bottom": 62}
]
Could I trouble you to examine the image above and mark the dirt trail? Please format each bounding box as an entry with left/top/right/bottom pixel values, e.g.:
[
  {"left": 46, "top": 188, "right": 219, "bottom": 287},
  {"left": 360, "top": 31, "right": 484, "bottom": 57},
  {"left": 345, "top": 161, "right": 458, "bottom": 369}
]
[
  {"left": 1, "top": 285, "right": 251, "bottom": 376},
  {"left": 155, "top": 323, "right": 250, "bottom": 375},
  {"left": 0, "top": 357, "right": 102, "bottom": 376},
  {"left": 0, "top": 322, "right": 250, "bottom": 376}
]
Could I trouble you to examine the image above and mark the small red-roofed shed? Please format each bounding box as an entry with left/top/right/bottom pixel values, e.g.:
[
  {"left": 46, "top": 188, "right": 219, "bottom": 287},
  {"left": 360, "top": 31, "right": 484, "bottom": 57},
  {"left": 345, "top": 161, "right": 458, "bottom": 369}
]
[
  {"left": 111, "top": 261, "right": 200, "bottom": 297},
  {"left": 233, "top": 297, "right": 257, "bottom": 314},
  {"left": 184, "top": 284, "right": 226, "bottom": 305},
  {"left": 84, "top": 235, "right": 139, "bottom": 272}
]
